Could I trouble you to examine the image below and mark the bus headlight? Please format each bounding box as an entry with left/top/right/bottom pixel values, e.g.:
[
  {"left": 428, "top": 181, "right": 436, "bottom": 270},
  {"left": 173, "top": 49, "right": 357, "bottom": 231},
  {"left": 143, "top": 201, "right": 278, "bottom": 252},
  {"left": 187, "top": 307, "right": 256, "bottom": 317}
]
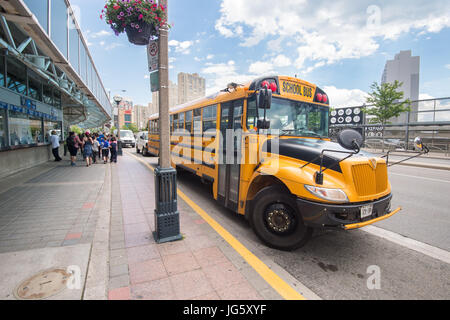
[{"left": 304, "top": 185, "right": 349, "bottom": 203}]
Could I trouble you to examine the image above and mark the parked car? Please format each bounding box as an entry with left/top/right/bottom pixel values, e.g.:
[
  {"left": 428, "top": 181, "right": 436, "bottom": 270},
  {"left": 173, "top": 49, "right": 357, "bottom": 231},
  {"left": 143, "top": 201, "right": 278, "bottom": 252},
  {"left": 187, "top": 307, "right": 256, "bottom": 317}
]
[
  {"left": 119, "top": 130, "right": 136, "bottom": 148},
  {"left": 136, "top": 131, "right": 149, "bottom": 156}
]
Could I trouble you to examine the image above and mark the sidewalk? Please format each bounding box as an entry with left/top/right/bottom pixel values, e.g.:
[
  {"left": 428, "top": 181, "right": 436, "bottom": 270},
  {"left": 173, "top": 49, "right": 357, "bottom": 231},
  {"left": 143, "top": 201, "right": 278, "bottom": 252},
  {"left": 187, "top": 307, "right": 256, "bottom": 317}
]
[{"left": 0, "top": 153, "right": 283, "bottom": 300}]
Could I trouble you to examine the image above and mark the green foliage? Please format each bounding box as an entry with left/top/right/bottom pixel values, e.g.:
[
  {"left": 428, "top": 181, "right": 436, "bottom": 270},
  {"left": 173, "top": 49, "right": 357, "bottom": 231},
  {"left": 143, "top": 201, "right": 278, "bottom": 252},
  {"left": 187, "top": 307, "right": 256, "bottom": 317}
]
[
  {"left": 121, "top": 123, "right": 139, "bottom": 133},
  {"left": 70, "top": 125, "right": 82, "bottom": 135},
  {"left": 363, "top": 81, "right": 411, "bottom": 125}
]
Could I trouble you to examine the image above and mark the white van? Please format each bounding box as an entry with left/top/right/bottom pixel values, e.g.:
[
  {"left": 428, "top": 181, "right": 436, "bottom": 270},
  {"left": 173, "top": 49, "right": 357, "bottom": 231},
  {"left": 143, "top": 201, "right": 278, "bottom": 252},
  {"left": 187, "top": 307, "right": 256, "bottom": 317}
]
[
  {"left": 119, "top": 130, "right": 136, "bottom": 148},
  {"left": 136, "top": 131, "right": 149, "bottom": 156}
]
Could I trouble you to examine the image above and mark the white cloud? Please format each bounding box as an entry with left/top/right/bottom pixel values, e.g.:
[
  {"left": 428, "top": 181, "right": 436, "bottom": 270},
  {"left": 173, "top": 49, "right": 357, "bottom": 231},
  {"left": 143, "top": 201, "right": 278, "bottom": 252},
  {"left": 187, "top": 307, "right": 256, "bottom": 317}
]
[
  {"left": 168, "top": 40, "right": 194, "bottom": 55},
  {"left": 445, "top": 64, "right": 450, "bottom": 70},
  {"left": 90, "top": 30, "right": 111, "bottom": 38},
  {"left": 324, "top": 86, "right": 368, "bottom": 108},
  {"left": 144, "top": 75, "right": 150, "bottom": 79},
  {"left": 248, "top": 61, "right": 274, "bottom": 75},
  {"left": 273, "top": 54, "right": 291, "bottom": 67},
  {"left": 202, "top": 60, "right": 255, "bottom": 94},
  {"left": 206, "top": 54, "right": 214, "bottom": 60},
  {"left": 216, "top": 0, "right": 450, "bottom": 72}
]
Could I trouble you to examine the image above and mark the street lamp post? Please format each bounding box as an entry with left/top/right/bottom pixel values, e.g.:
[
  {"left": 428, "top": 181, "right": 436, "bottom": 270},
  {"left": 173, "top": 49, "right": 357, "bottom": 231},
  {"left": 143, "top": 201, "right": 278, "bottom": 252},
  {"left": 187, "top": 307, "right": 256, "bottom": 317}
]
[
  {"left": 113, "top": 95, "right": 123, "bottom": 156},
  {"left": 153, "top": 0, "right": 182, "bottom": 244}
]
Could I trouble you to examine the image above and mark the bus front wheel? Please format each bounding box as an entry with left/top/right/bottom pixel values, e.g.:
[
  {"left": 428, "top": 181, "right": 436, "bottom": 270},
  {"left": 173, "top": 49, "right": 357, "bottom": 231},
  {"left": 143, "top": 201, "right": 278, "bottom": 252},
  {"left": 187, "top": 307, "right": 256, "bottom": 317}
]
[{"left": 250, "top": 187, "right": 312, "bottom": 251}]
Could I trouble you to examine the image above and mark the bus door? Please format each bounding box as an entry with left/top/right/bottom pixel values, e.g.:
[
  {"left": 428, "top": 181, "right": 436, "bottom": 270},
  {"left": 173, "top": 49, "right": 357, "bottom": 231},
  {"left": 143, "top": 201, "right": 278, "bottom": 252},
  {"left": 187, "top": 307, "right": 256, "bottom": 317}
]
[{"left": 218, "top": 100, "right": 243, "bottom": 211}]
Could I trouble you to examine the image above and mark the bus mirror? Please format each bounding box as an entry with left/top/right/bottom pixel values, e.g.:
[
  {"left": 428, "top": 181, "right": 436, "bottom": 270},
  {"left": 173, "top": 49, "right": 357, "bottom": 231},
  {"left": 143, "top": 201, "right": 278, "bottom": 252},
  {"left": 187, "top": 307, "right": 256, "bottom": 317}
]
[
  {"left": 257, "top": 88, "right": 272, "bottom": 109},
  {"left": 257, "top": 119, "right": 271, "bottom": 130},
  {"left": 414, "top": 137, "right": 424, "bottom": 151},
  {"left": 338, "top": 129, "right": 363, "bottom": 152}
]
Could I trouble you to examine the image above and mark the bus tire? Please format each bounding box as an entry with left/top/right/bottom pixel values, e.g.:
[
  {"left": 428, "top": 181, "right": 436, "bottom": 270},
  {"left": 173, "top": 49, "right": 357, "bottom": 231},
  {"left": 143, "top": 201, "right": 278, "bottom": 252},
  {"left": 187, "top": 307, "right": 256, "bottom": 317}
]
[{"left": 250, "top": 186, "right": 312, "bottom": 251}]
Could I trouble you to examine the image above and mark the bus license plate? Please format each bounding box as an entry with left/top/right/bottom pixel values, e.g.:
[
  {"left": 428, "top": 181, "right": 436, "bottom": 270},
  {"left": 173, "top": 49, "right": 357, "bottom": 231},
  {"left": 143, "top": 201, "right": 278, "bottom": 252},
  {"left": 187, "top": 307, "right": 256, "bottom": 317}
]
[{"left": 361, "top": 204, "right": 373, "bottom": 219}]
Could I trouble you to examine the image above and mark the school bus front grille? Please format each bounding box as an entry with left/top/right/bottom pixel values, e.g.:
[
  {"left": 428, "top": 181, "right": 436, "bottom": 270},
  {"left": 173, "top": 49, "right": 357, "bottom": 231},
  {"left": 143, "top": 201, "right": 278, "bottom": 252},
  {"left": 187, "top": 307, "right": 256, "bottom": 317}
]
[{"left": 351, "top": 163, "right": 388, "bottom": 197}]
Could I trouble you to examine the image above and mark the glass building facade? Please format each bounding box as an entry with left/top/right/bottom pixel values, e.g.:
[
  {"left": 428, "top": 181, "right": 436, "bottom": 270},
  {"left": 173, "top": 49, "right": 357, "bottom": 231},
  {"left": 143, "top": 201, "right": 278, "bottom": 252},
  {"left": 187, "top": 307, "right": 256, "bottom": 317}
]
[
  {"left": 20, "top": 0, "right": 111, "bottom": 119},
  {"left": 0, "top": 52, "right": 62, "bottom": 150}
]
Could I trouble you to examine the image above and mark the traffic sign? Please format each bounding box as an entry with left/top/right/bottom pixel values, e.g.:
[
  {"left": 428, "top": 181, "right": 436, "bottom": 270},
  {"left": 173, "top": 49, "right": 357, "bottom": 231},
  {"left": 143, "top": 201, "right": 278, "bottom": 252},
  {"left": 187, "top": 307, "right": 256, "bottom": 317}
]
[
  {"left": 147, "top": 40, "right": 159, "bottom": 73},
  {"left": 151, "top": 71, "right": 159, "bottom": 92}
]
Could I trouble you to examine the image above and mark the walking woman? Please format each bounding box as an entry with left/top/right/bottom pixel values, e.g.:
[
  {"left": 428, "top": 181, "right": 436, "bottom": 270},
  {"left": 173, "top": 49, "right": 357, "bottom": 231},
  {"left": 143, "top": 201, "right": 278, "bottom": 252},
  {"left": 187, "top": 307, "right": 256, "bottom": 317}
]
[
  {"left": 82, "top": 131, "right": 94, "bottom": 167},
  {"left": 101, "top": 137, "right": 110, "bottom": 164},
  {"left": 67, "top": 132, "right": 82, "bottom": 166}
]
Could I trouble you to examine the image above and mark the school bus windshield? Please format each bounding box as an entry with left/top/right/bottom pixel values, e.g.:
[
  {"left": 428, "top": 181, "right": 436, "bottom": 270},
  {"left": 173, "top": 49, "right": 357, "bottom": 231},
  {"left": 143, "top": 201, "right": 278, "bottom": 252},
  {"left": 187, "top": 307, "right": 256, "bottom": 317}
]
[{"left": 249, "top": 97, "right": 329, "bottom": 138}]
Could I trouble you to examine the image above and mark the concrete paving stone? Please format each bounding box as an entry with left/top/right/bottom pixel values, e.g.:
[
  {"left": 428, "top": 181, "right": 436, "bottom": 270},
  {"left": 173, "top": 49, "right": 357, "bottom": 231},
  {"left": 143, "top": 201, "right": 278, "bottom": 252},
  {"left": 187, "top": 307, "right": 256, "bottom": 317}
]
[
  {"left": 62, "top": 239, "right": 79, "bottom": 246},
  {"left": 110, "top": 240, "right": 126, "bottom": 251},
  {"left": 108, "top": 287, "right": 130, "bottom": 300},
  {"left": 131, "top": 278, "right": 176, "bottom": 300},
  {"left": 46, "top": 240, "right": 63, "bottom": 247},
  {"left": 162, "top": 251, "right": 201, "bottom": 276},
  {"left": 216, "top": 282, "right": 263, "bottom": 300},
  {"left": 124, "top": 232, "right": 154, "bottom": 248},
  {"left": 129, "top": 258, "right": 167, "bottom": 285},
  {"left": 127, "top": 244, "right": 160, "bottom": 264},
  {"left": 169, "top": 269, "right": 214, "bottom": 300},
  {"left": 192, "top": 246, "right": 229, "bottom": 268},
  {"left": 202, "top": 261, "right": 247, "bottom": 291},
  {"left": 259, "top": 288, "right": 283, "bottom": 300},
  {"left": 157, "top": 239, "right": 189, "bottom": 256},
  {"left": 108, "top": 275, "right": 130, "bottom": 290},
  {"left": 110, "top": 264, "right": 129, "bottom": 278},
  {"left": 183, "top": 234, "right": 216, "bottom": 251},
  {"left": 191, "top": 291, "right": 222, "bottom": 300},
  {"left": 124, "top": 223, "right": 150, "bottom": 236}
]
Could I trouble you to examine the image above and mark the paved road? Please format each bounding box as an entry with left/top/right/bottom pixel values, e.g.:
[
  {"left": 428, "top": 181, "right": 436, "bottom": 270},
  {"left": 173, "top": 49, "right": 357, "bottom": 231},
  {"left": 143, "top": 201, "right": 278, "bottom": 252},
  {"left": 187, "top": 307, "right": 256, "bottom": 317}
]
[{"left": 128, "top": 150, "right": 450, "bottom": 300}]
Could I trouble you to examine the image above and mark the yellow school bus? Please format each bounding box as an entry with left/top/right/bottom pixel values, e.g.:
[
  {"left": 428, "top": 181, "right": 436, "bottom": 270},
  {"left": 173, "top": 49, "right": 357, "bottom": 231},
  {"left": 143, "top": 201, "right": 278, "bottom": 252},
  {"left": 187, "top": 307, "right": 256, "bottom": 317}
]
[{"left": 147, "top": 75, "right": 400, "bottom": 250}]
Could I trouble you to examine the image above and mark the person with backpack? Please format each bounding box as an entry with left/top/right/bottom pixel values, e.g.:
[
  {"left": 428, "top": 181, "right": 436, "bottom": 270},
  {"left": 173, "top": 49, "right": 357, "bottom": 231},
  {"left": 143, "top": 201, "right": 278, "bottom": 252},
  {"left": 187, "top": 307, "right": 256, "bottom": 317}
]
[
  {"left": 67, "top": 131, "right": 82, "bottom": 166},
  {"left": 110, "top": 136, "right": 118, "bottom": 163},
  {"left": 92, "top": 133, "right": 100, "bottom": 164},
  {"left": 101, "top": 137, "right": 110, "bottom": 164}
]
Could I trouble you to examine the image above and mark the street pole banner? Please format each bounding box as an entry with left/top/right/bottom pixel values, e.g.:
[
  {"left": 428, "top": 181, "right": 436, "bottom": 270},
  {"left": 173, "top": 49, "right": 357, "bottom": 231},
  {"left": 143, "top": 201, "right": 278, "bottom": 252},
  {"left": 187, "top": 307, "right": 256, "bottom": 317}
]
[{"left": 147, "top": 40, "right": 159, "bottom": 73}]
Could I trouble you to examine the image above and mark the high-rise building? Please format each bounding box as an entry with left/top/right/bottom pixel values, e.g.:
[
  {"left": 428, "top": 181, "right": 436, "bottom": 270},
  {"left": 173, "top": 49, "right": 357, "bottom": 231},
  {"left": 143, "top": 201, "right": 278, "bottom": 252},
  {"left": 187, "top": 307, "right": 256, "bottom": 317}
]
[
  {"left": 152, "top": 80, "right": 178, "bottom": 114},
  {"left": 178, "top": 72, "right": 206, "bottom": 105},
  {"left": 381, "top": 50, "right": 420, "bottom": 123},
  {"left": 133, "top": 104, "right": 152, "bottom": 130}
]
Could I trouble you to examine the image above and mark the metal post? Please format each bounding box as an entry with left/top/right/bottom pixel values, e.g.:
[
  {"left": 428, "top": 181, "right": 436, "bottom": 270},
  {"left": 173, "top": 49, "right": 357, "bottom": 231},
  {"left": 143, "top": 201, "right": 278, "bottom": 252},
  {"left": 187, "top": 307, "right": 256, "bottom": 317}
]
[
  {"left": 113, "top": 96, "right": 123, "bottom": 156},
  {"left": 154, "top": 0, "right": 181, "bottom": 244}
]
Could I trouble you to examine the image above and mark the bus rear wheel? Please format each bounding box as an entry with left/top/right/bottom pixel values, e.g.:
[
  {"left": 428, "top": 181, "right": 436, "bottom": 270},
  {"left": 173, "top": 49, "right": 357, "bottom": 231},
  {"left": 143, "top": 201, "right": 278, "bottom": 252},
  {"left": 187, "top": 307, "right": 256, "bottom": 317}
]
[{"left": 250, "top": 187, "right": 312, "bottom": 251}]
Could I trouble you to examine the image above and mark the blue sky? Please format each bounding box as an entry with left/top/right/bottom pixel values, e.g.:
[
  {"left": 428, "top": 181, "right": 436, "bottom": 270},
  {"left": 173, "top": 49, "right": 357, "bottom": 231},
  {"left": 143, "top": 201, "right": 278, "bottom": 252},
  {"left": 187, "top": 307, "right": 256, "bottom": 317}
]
[{"left": 70, "top": 0, "right": 450, "bottom": 107}]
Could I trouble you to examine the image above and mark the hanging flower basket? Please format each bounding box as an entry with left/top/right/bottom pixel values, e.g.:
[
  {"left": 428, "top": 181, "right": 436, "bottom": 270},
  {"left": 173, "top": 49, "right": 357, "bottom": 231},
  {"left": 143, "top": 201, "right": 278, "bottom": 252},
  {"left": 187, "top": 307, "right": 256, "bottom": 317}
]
[
  {"left": 125, "top": 22, "right": 156, "bottom": 46},
  {"left": 101, "top": 0, "right": 169, "bottom": 46}
]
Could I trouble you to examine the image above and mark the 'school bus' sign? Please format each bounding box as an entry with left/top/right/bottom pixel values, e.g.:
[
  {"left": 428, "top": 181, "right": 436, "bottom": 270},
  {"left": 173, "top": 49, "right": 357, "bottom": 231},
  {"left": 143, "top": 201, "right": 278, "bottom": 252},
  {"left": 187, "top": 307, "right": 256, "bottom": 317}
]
[{"left": 279, "top": 78, "right": 315, "bottom": 102}]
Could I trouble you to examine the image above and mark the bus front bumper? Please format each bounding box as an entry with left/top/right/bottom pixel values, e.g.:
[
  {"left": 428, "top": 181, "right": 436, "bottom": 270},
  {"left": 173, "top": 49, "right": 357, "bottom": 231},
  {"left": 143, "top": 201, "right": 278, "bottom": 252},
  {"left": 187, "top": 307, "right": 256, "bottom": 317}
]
[{"left": 296, "top": 194, "right": 401, "bottom": 230}]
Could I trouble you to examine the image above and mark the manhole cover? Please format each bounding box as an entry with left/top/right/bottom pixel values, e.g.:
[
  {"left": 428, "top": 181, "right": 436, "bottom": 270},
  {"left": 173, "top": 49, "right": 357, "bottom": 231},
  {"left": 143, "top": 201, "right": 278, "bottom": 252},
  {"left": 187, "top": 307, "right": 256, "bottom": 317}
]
[{"left": 14, "top": 268, "right": 71, "bottom": 300}]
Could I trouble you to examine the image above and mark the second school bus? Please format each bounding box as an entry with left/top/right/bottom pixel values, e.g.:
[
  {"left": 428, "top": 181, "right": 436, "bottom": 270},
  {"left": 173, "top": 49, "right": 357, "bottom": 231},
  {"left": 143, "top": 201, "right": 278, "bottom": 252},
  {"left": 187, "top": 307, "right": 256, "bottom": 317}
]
[{"left": 146, "top": 75, "right": 400, "bottom": 250}]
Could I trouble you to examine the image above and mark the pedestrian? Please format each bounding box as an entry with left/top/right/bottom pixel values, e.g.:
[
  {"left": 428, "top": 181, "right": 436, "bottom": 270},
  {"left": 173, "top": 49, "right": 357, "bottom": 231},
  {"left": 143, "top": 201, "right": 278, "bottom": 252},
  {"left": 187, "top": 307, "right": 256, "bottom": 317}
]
[
  {"left": 82, "top": 131, "right": 94, "bottom": 167},
  {"left": 101, "top": 137, "right": 110, "bottom": 164},
  {"left": 110, "top": 136, "right": 118, "bottom": 163},
  {"left": 67, "top": 132, "right": 82, "bottom": 166},
  {"left": 93, "top": 134, "right": 100, "bottom": 164},
  {"left": 50, "top": 130, "right": 62, "bottom": 161}
]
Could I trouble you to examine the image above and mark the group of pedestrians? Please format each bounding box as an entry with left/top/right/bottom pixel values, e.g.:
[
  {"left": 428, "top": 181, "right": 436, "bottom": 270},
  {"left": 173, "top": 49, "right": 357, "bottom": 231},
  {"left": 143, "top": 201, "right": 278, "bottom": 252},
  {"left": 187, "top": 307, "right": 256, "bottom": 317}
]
[{"left": 66, "top": 131, "right": 118, "bottom": 167}]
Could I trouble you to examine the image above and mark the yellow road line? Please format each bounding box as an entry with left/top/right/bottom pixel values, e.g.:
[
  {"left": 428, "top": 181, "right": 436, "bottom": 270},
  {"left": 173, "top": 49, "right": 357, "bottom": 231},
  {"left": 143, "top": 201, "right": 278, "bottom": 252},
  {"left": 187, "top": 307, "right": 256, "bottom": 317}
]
[{"left": 126, "top": 151, "right": 306, "bottom": 300}]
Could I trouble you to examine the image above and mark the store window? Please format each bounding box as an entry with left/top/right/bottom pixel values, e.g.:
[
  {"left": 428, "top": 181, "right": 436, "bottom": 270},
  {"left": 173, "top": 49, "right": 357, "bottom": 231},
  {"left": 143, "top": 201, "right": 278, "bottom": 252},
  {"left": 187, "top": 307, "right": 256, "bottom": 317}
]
[
  {"left": 43, "top": 84, "right": 53, "bottom": 106},
  {"left": 8, "top": 111, "right": 43, "bottom": 145},
  {"left": 0, "top": 109, "right": 6, "bottom": 149},
  {"left": 53, "top": 90, "right": 61, "bottom": 109},
  {"left": 7, "top": 56, "right": 27, "bottom": 95}
]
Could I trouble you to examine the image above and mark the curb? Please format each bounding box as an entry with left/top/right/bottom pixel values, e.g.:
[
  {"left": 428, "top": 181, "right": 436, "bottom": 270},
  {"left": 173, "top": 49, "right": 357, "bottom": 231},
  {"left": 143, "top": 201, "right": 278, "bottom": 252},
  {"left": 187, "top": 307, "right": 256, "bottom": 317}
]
[{"left": 396, "top": 161, "right": 450, "bottom": 171}]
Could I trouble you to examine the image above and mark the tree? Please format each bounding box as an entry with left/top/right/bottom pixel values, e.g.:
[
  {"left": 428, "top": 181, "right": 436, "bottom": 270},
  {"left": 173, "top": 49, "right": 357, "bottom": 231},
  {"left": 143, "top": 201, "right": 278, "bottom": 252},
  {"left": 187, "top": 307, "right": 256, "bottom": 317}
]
[
  {"left": 121, "top": 123, "right": 139, "bottom": 133},
  {"left": 363, "top": 81, "right": 411, "bottom": 152}
]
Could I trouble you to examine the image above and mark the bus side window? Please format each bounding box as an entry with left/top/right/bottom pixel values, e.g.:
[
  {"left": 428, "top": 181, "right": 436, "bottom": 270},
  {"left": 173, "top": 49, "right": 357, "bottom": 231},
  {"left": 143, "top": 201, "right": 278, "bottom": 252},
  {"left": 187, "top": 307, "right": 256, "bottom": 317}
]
[
  {"left": 179, "top": 112, "right": 185, "bottom": 130},
  {"left": 173, "top": 113, "right": 179, "bottom": 130},
  {"left": 185, "top": 111, "right": 192, "bottom": 135},
  {"left": 193, "top": 108, "right": 202, "bottom": 134},
  {"left": 170, "top": 115, "right": 173, "bottom": 133},
  {"left": 203, "top": 105, "right": 217, "bottom": 132},
  {"left": 246, "top": 96, "right": 257, "bottom": 131}
]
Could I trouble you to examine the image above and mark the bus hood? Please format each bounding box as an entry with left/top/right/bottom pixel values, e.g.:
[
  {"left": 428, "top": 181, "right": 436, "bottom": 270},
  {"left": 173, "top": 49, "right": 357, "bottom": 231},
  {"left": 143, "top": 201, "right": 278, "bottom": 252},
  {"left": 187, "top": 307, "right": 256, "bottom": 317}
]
[{"left": 263, "top": 137, "right": 373, "bottom": 173}]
